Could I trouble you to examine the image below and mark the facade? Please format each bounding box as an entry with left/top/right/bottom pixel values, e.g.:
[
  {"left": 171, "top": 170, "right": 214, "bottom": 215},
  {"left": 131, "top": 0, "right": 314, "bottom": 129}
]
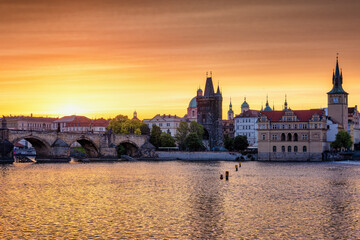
[
  {"left": 234, "top": 110, "right": 260, "bottom": 146},
  {"left": 196, "top": 73, "right": 223, "bottom": 149},
  {"left": 348, "top": 106, "right": 360, "bottom": 147},
  {"left": 257, "top": 109, "right": 327, "bottom": 161},
  {"left": 143, "top": 114, "right": 183, "bottom": 137},
  {"left": 54, "top": 115, "right": 109, "bottom": 133},
  {"left": 5, "top": 115, "right": 57, "bottom": 131}
]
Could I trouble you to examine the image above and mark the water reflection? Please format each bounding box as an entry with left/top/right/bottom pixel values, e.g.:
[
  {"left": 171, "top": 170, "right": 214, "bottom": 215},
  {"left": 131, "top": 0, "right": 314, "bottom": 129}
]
[{"left": 0, "top": 161, "right": 359, "bottom": 239}]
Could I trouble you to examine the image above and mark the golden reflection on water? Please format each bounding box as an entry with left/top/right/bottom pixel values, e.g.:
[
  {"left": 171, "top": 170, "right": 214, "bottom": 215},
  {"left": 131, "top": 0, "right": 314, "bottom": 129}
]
[{"left": 0, "top": 161, "right": 360, "bottom": 239}]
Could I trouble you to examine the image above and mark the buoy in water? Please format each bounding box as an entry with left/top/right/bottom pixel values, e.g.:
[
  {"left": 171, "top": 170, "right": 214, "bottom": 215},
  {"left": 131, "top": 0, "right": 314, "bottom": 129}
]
[
  {"left": 225, "top": 171, "right": 229, "bottom": 180},
  {"left": 220, "top": 174, "right": 223, "bottom": 180},
  {"left": 239, "top": 162, "right": 242, "bottom": 168}
]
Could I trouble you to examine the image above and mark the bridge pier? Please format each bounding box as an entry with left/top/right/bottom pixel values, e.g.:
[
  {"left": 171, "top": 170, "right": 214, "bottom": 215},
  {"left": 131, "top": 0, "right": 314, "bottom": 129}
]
[{"left": 0, "top": 119, "right": 14, "bottom": 164}]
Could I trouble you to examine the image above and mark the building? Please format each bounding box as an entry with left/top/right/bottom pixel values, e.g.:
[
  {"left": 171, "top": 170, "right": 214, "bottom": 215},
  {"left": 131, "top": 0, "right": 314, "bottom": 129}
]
[
  {"left": 348, "top": 106, "right": 360, "bottom": 148},
  {"left": 234, "top": 109, "right": 260, "bottom": 147},
  {"left": 143, "top": 114, "right": 183, "bottom": 137},
  {"left": 186, "top": 88, "right": 202, "bottom": 122},
  {"left": 223, "top": 99, "right": 235, "bottom": 138},
  {"left": 5, "top": 115, "right": 57, "bottom": 131},
  {"left": 327, "top": 56, "right": 348, "bottom": 131},
  {"left": 257, "top": 108, "right": 327, "bottom": 161},
  {"left": 54, "top": 115, "right": 109, "bottom": 133},
  {"left": 196, "top": 72, "right": 223, "bottom": 149}
]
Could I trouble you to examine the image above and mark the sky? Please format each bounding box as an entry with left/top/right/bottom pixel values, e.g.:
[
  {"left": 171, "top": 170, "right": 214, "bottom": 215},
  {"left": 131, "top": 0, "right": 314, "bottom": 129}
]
[{"left": 0, "top": 0, "right": 360, "bottom": 119}]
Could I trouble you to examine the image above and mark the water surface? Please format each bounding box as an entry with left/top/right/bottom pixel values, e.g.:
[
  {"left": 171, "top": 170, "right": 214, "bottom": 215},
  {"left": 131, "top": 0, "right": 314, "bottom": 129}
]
[{"left": 1, "top": 161, "right": 360, "bottom": 239}]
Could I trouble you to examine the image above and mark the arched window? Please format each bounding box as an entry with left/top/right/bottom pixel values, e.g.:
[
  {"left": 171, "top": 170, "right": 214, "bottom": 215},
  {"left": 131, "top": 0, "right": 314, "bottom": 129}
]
[
  {"left": 288, "top": 146, "right": 291, "bottom": 152},
  {"left": 281, "top": 133, "right": 286, "bottom": 141},
  {"left": 287, "top": 133, "right": 292, "bottom": 141},
  {"left": 281, "top": 146, "right": 285, "bottom": 152},
  {"left": 273, "top": 146, "right": 277, "bottom": 153},
  {"left": 294, "top": 146, "right": 298, "bottom": 152},
  {"left": 303, "top": 146, "right": 307, "bottom": 152},
  {"left": 294, "top": 133, "right": 298, "bottom": 142}
]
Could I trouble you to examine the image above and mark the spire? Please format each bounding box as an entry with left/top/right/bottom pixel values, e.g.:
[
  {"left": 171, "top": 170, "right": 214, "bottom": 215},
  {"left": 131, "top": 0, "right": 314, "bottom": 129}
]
[
  {"left": 328, "top": 54, "right": 347, "bottom": 95},
  {"left": 204, "top": 72, "right": 215, "bottom": 97},
  {"left": 284, "top": 94, "right": 288, "bottom": 110},
  {"left": 273, "top": 102, "right": 275, "bottom": 111},
  {"left": 266, "top": 95, "right": 269, "bottom": 106},
  {"left": 229, "top": 97, "right": 232, "bottom": 108}
]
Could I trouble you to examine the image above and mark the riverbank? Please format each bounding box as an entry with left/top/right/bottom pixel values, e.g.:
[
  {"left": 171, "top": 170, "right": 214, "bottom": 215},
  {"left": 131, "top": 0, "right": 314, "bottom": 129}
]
[{"left": 155, "top": 151, "right": 256, "bottom": 161}]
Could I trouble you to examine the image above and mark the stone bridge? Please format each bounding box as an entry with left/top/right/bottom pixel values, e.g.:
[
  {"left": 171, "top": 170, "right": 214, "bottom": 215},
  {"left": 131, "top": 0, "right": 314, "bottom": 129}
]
[{"left": 1, "top": 128, "right": 155, "bottom": 162}]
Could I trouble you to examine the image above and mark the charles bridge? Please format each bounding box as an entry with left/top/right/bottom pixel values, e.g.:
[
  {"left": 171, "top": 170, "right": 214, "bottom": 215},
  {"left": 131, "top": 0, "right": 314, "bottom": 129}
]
[{"left": 0, "top": 119, "right": 154, "bottom": 163}]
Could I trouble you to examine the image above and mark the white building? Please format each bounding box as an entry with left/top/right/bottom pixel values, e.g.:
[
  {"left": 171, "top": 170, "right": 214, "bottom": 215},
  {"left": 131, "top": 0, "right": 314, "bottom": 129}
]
[
  {"left": 234, "top": 110, "right": 260, "bottom": 146},
  {"left": 143, "top": 114, "right": 183, "bottom": 137}
]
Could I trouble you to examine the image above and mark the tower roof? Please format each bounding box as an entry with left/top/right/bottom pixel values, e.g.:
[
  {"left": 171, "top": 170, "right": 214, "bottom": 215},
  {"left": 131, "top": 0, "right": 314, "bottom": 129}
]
[
  {"left": 241, "top": 97, "right": 249, "bottom": 108},
  {"left": 188, "top": 96, "right": 197, "bottom": 108},
  {"left": 204, "top": 76, "right": 215, "bottom": 97},
  {"left": 328, "top": 55, "right": 348, "bottom": 95}
]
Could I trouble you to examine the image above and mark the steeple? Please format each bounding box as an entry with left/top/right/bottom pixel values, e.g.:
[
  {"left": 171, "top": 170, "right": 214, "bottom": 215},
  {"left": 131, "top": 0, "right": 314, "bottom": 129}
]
[
  {"left": 264, "top": 95, "right": 273, "bottom": 111},
  {"left": 204, "top": 72, "right": 215, "bottom": 97},
  {"left": 227, "top": 98, "right": 234, "bottom": 120},
  {"left": 284, "top": 94, "right": 288, "bottom": 110},
  {"left": 328, "top": 54, "right": 347, "bottom": 94}
]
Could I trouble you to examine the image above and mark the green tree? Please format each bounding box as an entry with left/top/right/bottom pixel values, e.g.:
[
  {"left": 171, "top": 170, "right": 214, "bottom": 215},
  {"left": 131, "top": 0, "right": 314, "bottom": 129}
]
[
  {"left": 233, "top": 135, "right": 249, "bottom": 151},
  {"left": 140, "top": 124, "right": 150, "bottom": 135},
  {"left": 116, "top": 144, "right": 126, "bottom": 157},
  {"left": 149, "top": 125, "right": 162, "bottom": 148},
  {"left": 224, "top": 135, "right": 234, "bottom": 151},
  {"left": 107, "top": 114, "right": 146, "bottom": 135},
  {"left": 185, "top": 132, "right": 203, "bottom": 151},
  {"left": 189, "top": 121, "right": 204, "bottom": 140},
  {"left": 175, "top": 121, "right": 190, "bottom": 150},
  {"left": 160, "top": 132, "right": 176, "bottom": 147},
  {"left": 331, "top": 130, "right": 353, "bottom": 151}
]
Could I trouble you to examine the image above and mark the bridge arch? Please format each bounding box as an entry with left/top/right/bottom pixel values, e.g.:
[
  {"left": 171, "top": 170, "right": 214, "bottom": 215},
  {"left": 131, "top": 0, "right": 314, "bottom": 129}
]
[
  {"left": 117, "top": 141, "right": 139, "bottom": 157},
  {"left": 70, "top": 138, "right": 99, "bottom": 158},
  {"left": 12, "top": 136, "right": 52, "bottom": 158}
]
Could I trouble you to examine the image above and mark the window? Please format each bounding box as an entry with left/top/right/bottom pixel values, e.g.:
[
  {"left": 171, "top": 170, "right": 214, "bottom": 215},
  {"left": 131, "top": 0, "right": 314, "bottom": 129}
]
[
  {"left": 167, "top": 123, "right": 170, "bottom": 127},
  {"left": 294, "top": 133, "right": 298, "bottom": 141},
  {"left": 287, "top": 133, "right": 292, "bottom": 141},
  {"left": 273, "top": 146, "right": 277, "bottom": 152},
  {"left": 159, "top": 123, "right": 163, "bottom": 127},
  {"left": 314, "top": 124, "right": 317, "bottom": 129},
  {"left": 262, "top": 134, "right": 266, "bottom": 140},
  {"left": 302, "top": 135, "right": 308, "bottom": 140},
  {"left": 288, "top": 146, "right": 291, "bottom": 152},
  {"left": 282, "top": 146, "right": 285, "bottom": 152},
  {"left": 294, "top": 146, "right": 298, "bottom": 152},
  {"left": 272, "top": 135, "right": 277, "bottom": 140},
  {"left": 303, "top": 146, "right": 307, "bottom": 152},
  {"left": 281, "top": 133, "right": 286, "bottom": 141}
]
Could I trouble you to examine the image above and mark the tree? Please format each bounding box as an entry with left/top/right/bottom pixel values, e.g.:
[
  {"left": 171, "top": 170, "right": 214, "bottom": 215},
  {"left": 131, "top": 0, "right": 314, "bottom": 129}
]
[
  {"left": 224, "top": 135, "right": 234, "bottom": 151},
  {"left": 189, "top": 121, "right": 204, "bottom": 140},
  {"left": 140, "top": 124, "right": 150, "bottom": 135},
  {"left": 149, "top": 125, "right": 162, "bottom": 148},
  {"left": 331, "top": 130, "right": 353, "bottom": 151},
  {"left": 233, "top": 135, "right": 249, "bottom": 151},
  {"left": 175, "top": 121, "right": 190, "bottom": 150},
  {"left": 185, "top": 132, "right": 203, "bottom": 151},
  {"left": 107, "top": 114, "right": 145, "bottom": 135},
  {"left": 160, "top": 132, "right": 176, "bottom": 147}
]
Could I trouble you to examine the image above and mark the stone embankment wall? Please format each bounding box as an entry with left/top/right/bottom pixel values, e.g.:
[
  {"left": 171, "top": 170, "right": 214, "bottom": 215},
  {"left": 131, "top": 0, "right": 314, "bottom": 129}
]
[{"left": 156, "top": 151, "right": 256, "bottom": 161}]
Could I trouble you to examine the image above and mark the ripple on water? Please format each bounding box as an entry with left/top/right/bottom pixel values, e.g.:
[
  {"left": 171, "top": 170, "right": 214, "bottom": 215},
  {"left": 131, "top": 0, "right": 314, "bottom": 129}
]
[{"left": 0, "top": 161, "right": 360, "bottom": 239}]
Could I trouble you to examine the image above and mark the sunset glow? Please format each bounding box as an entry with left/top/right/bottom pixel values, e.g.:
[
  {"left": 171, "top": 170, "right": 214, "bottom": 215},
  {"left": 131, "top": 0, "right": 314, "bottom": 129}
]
[{"left": 1, "top": 0, "right": 360, "bottom": 119}]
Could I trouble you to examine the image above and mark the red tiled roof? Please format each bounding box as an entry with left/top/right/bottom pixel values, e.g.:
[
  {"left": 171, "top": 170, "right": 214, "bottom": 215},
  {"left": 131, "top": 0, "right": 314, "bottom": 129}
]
[
  {"left": 92, "top": 118, "right": 110, "bottom": 127},
  {"left": 261, "top": 109, "right": 324, "bottom": 122}
]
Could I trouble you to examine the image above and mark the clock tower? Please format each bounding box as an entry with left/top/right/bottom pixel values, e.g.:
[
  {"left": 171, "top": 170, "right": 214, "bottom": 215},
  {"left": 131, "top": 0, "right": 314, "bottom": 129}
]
[{"left": 327, "top": 55, "right": 348, "bottom": 130}]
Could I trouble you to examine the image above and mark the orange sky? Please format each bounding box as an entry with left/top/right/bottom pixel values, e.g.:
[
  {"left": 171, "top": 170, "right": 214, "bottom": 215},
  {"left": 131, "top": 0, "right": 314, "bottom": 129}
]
[{"left": 0, "top": 0, "right": 360, "bottom": 119}]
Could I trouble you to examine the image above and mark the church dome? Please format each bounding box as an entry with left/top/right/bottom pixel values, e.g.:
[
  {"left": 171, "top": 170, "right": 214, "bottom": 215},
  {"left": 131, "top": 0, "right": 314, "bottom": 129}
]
[
  {"left": 241, "top": 101, "right": 249, "bottom": 108},
  {"left": 264, "top": 105, "right": 272, "bottom": 111},
  {"left": 188, "top": 97, "right": 197, "bottom": 108}
]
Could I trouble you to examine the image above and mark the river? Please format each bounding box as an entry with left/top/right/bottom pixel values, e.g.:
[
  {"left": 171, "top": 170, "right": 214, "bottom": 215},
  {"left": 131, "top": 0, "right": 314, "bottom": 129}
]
[{"left": 1, "top": 161, "right": 360, "bottom": 239}]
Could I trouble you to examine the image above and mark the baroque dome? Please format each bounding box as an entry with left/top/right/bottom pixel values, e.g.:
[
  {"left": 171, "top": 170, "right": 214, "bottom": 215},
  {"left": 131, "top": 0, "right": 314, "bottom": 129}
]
[{"left": 188, "top": 97, "right": 197, "bottom": 108}]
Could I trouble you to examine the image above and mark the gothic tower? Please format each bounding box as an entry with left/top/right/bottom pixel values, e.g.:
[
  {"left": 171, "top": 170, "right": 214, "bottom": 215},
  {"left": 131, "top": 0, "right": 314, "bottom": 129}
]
[
  {"left": 196, "top": 72, "right": 223, "bottom": 149},
  {"left": 228, "top": 98, "right": 234, "bottom": 120},
  {"left": 327, "top": 55, "right": 348, "bottom": 130}
]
